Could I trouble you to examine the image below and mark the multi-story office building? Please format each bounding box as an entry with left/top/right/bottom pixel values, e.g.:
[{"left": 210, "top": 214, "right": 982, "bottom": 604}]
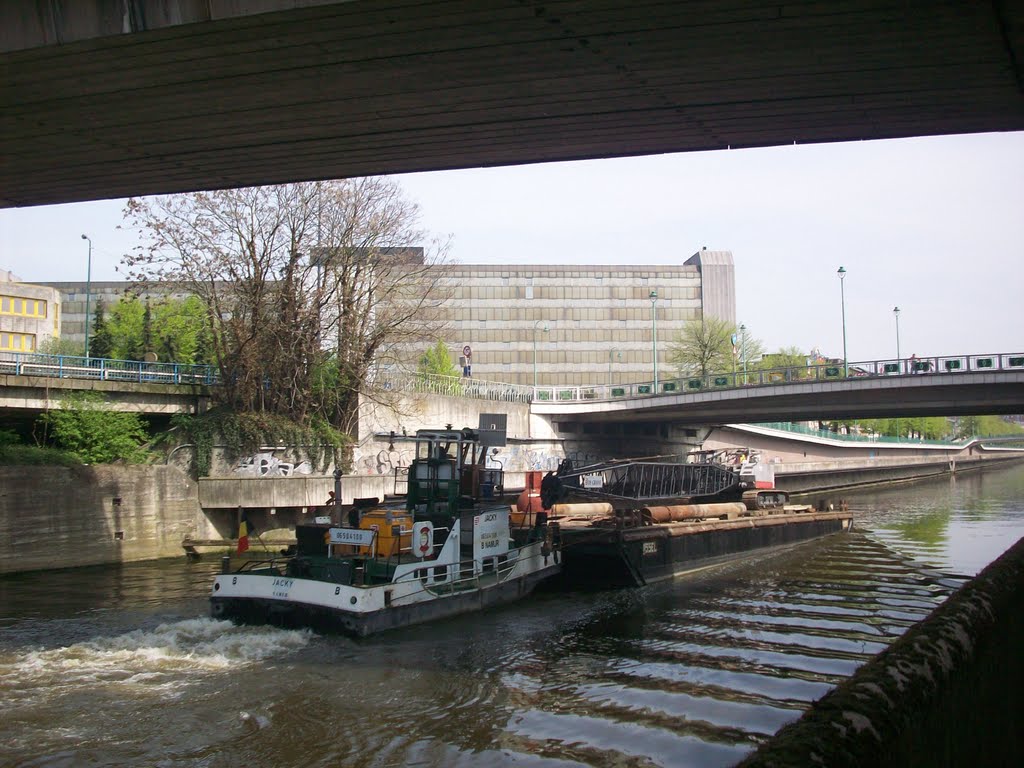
[
  {"left": 443, "top": 249, "right": 734, "bottom": 386},
  {"left": 21, "top": 248, "right": 734, "bottom": 386},
  {"left": 0, "top": 270, "right": 62, "bottom": 353}
]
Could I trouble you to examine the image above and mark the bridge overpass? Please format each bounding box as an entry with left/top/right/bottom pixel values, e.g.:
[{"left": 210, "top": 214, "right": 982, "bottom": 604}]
[
  {"left": 2, "top": 350, "right": 1021, "bottom": 431},
  {"left": 532, "top": 367, "right": 1024, "bottom": 427},
  {"left": 3, "top": 0, "right": 1022, "bottom": 207}
]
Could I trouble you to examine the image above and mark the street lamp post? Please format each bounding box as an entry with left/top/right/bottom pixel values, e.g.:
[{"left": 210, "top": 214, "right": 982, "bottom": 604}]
[
  {"left": 894, "top": 305, "right": 902, "bottom": 441},
  {"left": 649, "top": 290, "right": 658, "bottom": 391},
  {"left": 533, "top": 320, "right": 548, "bottom": 388},
  {"left": 80, "top": 234, "right": 93, "bottom": 360},
  {"left": 739, "top": 323, "right": 747, "bottom": 384},
  {"left": 608, "top": 348, "right": 621, "bottom": 387},
  {"left": 893, "top": 306, "right": 901, "bottom": 368},
  {"left": 837, "top": 266, "right": 848, "bottom": 377}
]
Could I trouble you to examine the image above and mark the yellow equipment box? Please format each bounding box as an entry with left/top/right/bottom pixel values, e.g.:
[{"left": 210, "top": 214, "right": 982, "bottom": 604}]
[{"left": 358, "top": 509, "right": 412, "bottom": 558}]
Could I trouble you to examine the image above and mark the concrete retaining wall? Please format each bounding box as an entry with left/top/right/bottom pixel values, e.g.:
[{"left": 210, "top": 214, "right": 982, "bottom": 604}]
[
  {"left": 353, "top": 392, "right": 535, "bottom": 474},
  {"left": 737, "top": 534, "right": 1024, "bottom": 768},
  {"left": 0, "top": 465, "right": 206, "bottom": 575},
  {"left": 775, "top": 453, "right": 1023, "bottom": 495}
]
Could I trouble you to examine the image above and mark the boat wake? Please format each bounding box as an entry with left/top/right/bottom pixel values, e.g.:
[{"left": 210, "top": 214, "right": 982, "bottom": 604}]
[{"left": 0, "top": 618, "right": 311, "bottom": 701}]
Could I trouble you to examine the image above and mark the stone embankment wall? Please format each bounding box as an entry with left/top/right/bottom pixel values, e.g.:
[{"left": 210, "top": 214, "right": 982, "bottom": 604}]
[
  {"left": 0, "top": 465, "right": 205, "bottom": 575},
  {"left": 737, "top": 535, "right": 1024, "bottom": 768}
]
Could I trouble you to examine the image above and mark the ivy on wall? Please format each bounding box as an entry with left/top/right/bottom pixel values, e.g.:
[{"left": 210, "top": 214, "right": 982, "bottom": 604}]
[{"left": 167, "top": 409, "right": 351, "bottom": 478}]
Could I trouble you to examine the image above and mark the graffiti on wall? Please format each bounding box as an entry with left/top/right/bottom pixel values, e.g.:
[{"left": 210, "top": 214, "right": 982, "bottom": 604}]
[
  {"left": 232, "top": 452, "right": 313, "bottom": 477},
  {"left": 350, "top": 437, "right": 567, "bottom": 475},
  {"left": 355, "top": 447, "right": 409, "bottom": 476},
  {"left": 485, "top": 445, "right": 563, "bottom": 473}
]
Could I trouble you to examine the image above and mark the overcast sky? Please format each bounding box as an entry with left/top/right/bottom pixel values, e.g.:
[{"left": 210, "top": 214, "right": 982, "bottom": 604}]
[{"left": 2, "top": 131, "right": 1021, "bottom": 362}]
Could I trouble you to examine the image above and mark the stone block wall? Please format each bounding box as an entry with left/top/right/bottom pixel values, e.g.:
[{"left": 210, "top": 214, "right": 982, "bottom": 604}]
[{"left": 0, "top": 465, "right": 203, "bottom": 574}]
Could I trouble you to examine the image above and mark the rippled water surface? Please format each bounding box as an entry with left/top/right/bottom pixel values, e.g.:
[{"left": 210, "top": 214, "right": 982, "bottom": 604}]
[{"left": 2, "top": 464, "right": 1023, "bottom": 767}]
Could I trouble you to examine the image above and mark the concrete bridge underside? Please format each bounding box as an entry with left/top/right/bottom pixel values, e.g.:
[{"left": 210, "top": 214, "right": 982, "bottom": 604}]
[
  {"left": 2, "top": 0, "right": 1022, "bottom": 208},
  {"left": 0, "top": 374, "right": 210, "bottom": 421}
]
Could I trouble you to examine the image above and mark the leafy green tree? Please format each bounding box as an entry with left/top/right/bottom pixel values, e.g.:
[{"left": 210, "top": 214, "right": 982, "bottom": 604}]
[
  {"left": 88, "top": 298, "right": 115, "bottom": 359},
  {"left": 98, "top": 294, "right": 210, "bottom": 364},
  {"left": 669, "top": 318, "right": 767, "bottom": 380},
  {"left": 668, "top": 316, "right": 733, "bottom": 378},
  {"left": 38, "top": 337, "right": 85, "bottom": 357},
  {"left": 107, "top": 294, "right": 146, "bottom": 360},
  {"left": 735, "top": 325, "right": 766, "bottom": 378},
  {"left": 758, "top": 346, "right": 807, "bottom": 377},
  {"left": 417, "top": 340, "right": 460, "bottom": 378},
  {"left": 142, "top": 298, "right": 154, "bottom": 356},
  {"left": 152, "top": 295, "right": 209, "bottom": 364},
  {"left": 955, "top": 415, "right": 1024, "bottom": 439},
  {"left": 38, "top": 393, "right": 150, "bottom": 464}
]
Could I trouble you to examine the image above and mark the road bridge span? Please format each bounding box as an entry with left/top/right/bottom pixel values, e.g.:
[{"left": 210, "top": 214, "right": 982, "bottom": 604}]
[
  {"left": 533, "top": 369, "right": 1024, "bottom": 427},
  {"left": 3, "top": 0, "right": 1022, "bottom": 207}
]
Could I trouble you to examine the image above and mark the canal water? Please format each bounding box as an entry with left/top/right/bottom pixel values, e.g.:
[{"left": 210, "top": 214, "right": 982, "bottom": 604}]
[{"left": 3, "top": 464, "right": 1023, "bottom": 768}]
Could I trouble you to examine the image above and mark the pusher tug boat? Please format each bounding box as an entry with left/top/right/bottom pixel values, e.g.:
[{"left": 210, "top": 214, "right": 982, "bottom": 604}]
[{"left": 211, "top": 427, "right": 560, "bottom": 637}]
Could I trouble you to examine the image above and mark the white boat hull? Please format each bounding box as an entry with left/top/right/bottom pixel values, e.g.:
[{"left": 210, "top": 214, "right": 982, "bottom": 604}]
[{"left": 211, "top": 541, "right": 559, "bottom": 637}]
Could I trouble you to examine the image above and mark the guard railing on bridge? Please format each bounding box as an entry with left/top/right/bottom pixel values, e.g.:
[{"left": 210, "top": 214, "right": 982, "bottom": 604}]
[
  {"left": 532, "top": 352, "right": 1024, "bottom": 403},
  {"left": 4, "top": 351, "right": 1020, "bottom": 407},
  {"left": 375, "top": 372, "right": 534, "bottom": 404},
  {"left": 0, "top": 351, "right": 218, "bottom": 386}
]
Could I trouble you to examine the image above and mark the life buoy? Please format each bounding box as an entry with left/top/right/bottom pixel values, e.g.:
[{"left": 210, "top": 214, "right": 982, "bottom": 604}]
[{"left": 415, "top": 522, "right": 434, "bottom": 557}]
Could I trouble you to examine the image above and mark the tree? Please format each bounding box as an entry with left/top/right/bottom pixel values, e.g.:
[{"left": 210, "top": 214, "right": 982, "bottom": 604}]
[
  {"left": 88, "top": 298, "right": 114, "bottom": 359},
  {"left": 92, "top": 294, "right": 210, "bottom": 363},
  {"left": 142, "top": 298, "right": 154, "bottom": 356},
  {"left": 735, "top": 326, "right": 766, "bottom": 377},
  {"left": 856, "top": 416, "right": 951, "bottom": 439},
  {"left": 152, "top": 295, "right": 210, "bottom": 364},
  {"left": 38, "top": 336, "right": 85, "bottom": 357},
  {"left": 668, "top": 316, "right": 734, "bottom": 378},
  {"left": 668, "top": 318, "right": 765, "bottom": 379},
  {"left": 417, "top": 340, "right": 460, "bottom": 379},
  {"left": 106, "top": 293, "right": 145, "bottom": 360},
  {"left": 37, "top": 393, "right": 150, "bottom": 464},
  {"left": 954, "top": 415, "right": 1024, "bottom": 440},
  {"left": 759, "top": 346, "right": 806, "bottom": 374},
  {"left": 121, "top": 179, "right": 451, "bottom": 435}
]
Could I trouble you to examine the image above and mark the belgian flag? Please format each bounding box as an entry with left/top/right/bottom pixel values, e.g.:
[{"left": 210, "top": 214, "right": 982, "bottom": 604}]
[{"left": 237, "top": 512, "right": 255, "bottom": 554}]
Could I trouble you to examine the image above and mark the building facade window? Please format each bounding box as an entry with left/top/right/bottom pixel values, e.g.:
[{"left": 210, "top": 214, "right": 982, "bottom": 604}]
[
  {"left": 0, "top": 295, "right": 47, "bottom": 318},
  {"left": 0, "top": 332, "right": 36, "bottom": 352}
]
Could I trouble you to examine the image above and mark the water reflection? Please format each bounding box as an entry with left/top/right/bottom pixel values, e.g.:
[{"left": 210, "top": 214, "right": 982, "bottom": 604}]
[{"left": 0, "top": 464, "right": 1022, "bottom": 767}]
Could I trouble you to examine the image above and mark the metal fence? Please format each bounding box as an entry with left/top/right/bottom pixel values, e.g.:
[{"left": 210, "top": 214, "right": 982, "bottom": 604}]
[
  {"left": 376, "top": 372, "right": 535, "bottom": 404},
  {"left": 533, "top": 352, "right": 1024, "bottom": 403},
  {"left": 752, "top": 421, "right": 961, "bottom": 446},
  {"left": 4, "top": 350, "right": 1022, "bottom": 410},
  {"left": 0, "top": 351, "right": 219, "bottom": 386}
]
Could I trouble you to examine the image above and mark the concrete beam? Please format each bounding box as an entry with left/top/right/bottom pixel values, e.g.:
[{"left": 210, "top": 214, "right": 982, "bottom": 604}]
[
  {"left": 0, "top": 373, "right": 210, "bottom": 415},
  {"left": 535, "top": 371, "right": 1024, "bottom": 426},
  {"left": 2, "top": 1, "right": 1022, "bottom": 207}
]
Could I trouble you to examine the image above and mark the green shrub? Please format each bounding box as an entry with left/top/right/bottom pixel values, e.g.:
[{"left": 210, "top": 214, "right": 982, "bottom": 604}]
[{"left": 37, "top": 393, "right": 150, "bottom": 464}]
